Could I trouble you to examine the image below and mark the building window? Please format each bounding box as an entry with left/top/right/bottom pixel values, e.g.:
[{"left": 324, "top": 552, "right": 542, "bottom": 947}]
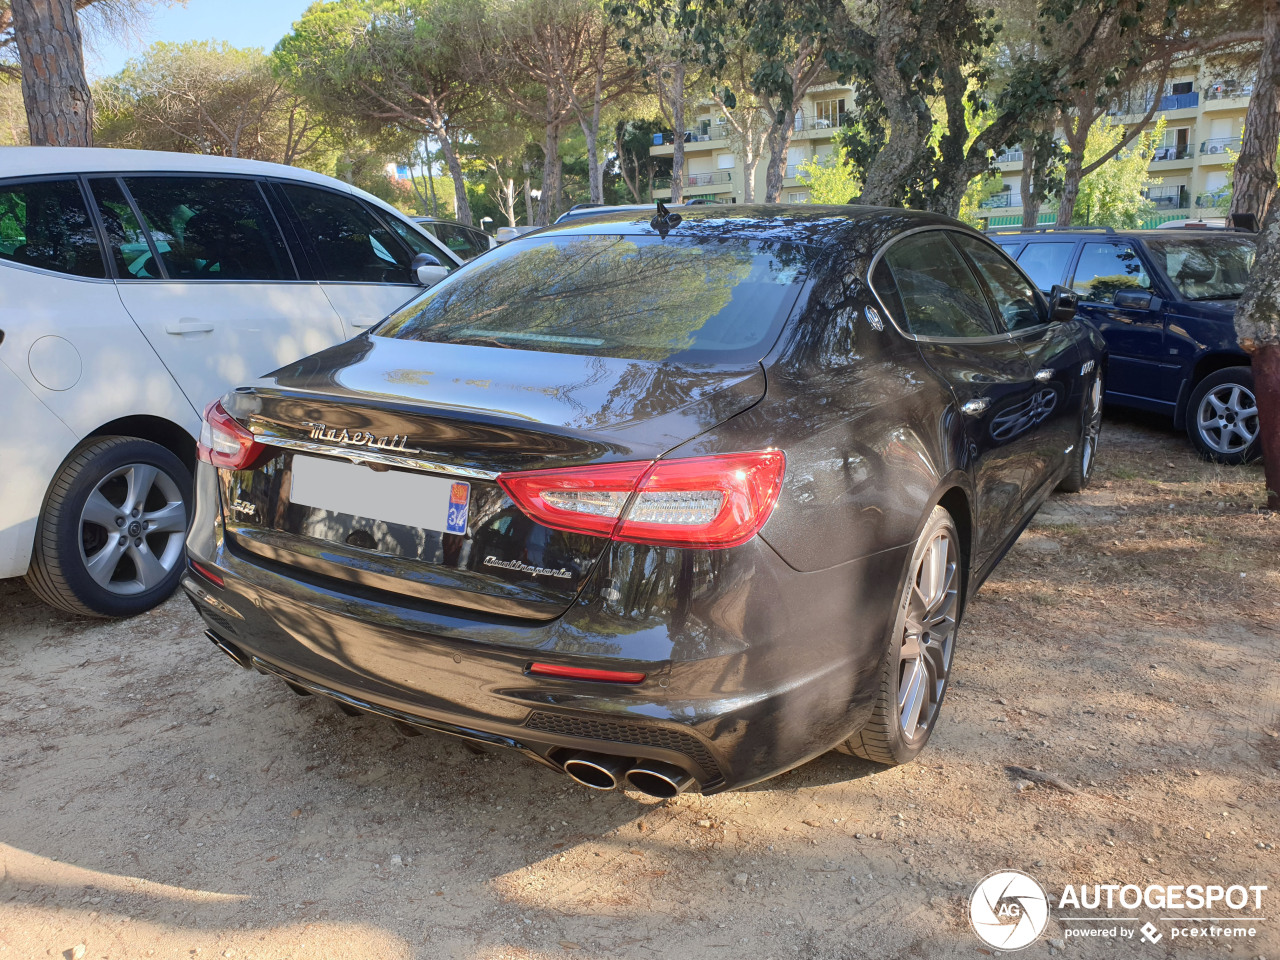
[
  {"left": 788, "top": 191, "right": 808, "bottom": 203},
  {"left": 813, "top": 98, "right": 845, "bottom": 128},
  {"left": 717, "top": 154, "right": 735, "bottom": 169},
  {"left": 1170, "top": 80, "right": 1193, "bottom": 96}
]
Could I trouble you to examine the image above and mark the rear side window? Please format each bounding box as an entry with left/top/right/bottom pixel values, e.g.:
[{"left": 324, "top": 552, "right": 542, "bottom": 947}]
[
  {"left": 378, "top": 233, "right": 811, "bottom": 363},
  {"left": 89, "top": 178, "right": 158, "bottom": 279},
  {"left": 124, "top": 177, "right": 295, "bottom": 281},
  {"left": 951, "top": 233, "right": 1046, "bottom": 332},
  {"left": 279, "top": 184, "right": 412, "bottom": 283},
  {"left": 1016, "top": 242, "right": 1075, "bottom": 292},
  {"left": 0, "top": 179, "right": 104, "bottom": 278},
  {"left": 1071, "top": 242, "right": 1152, "bottom": 303},
  {"left": 433, "top": 222, "right": 489, "bottom": 261},
  {"left": 876, "top": 232, "right": 997, "bottom": 338}
]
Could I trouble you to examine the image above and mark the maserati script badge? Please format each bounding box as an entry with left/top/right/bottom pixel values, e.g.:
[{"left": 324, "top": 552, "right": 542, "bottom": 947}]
[
  {"left": 484, "top": 556, "right": 573, "bottom": 579},
  {"left": 304, "top": 422, "right": 422, "bottom": 454}
]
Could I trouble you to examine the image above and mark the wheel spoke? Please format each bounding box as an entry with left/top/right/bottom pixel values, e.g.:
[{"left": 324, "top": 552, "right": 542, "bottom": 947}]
[
  {"left": 81, "top": 490, "right": 120, "bottom": 530},
  {"left": 124, "top": 464, "right": 159, "bottom": 513},
  {"left": 85, "top": 539, "right": 127, "bottom": 587},
  {"left": 143, "top": 500, "right": 187, "bottom": 534},
  {"left": 1206, "top": 393, "right": 1227, "bottom": 416},
  {"left": 128, "top": 543, "right": 168, "bottom": 590},
  {"left": 899, "top": 662, "right": 927, "bottom": 738},
  {"left": 901, "top": 623, "right": 923, "bottom": 662}
]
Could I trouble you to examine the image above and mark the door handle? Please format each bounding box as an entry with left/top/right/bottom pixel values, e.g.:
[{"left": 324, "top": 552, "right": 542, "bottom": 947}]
[
  {"left": 350, "top": 317, "right": 379, "bottom": 329},
  {"left": 961, "top": 398, "right": 990, "bottom": 416},
  {"left": 1034, "top": 368, "right": 1053, "bottom": 383},
  {"left": 165, "top": 318, "right": 214, "bottom": 335}
]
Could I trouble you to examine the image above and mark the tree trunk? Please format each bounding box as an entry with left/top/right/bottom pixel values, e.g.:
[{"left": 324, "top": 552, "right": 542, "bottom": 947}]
[
  {"left": 11, "top": 0, "right": 92, "bottom": 146},
  {"left": 425, "top": 150, "right": 439, "bottom": 218},
  {"left": 742, "top": 153, "right": 759, "bottom": 203},
  {"left": 523, "top": 175, "right": 533, "bottom": 225},
  {"left": 1019, "top": 140, "right": 1040, "bottom": 229},
  {"left": 669, "top": 62, "right": 686, "bottom": 205},
  {"left": 1229, "top": 0, "right": 1280, "bottom": 229},
  {"left": 537, "top": 122, "right": 563, "bottom": 225},
  {"left": 616, "top": 129, "right": 641, "bottom": 202},
  {"left": 579, "top": 69, "right": 605, "bottom": 204},
  {"left": 1235, "top": 196, "right": 1280, "bottom": 508},
  {"left": 437, "top": 132, "right": 472, "bottom": 225},
  {"left": 763, "top": 115, "right": 793, "bottom": 203},
  {"left": 1056, "top": 148, "right": 1086, "bottom": 226}
]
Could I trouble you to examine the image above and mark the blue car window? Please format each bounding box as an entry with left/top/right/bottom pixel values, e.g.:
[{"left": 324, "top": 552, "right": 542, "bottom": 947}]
[
  {"left": 1015, "top": 241, "right": 1075, "bottom": 293},
  {"left": 1071, "top": 243, "right": 1151, "bottom": 303}
]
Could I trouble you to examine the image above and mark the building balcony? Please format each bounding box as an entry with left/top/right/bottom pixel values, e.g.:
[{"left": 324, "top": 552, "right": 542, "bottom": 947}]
[
  {"left": 1110, "top": 91, "right": 1201, "bottom": 118},
  {"left": 1150, "top": 143, "right": 1193, "bottom": 162},
  {"left": 651, "top": 171, "right": 735, "bottom": 198},
  {"left": 980, "top": 192, "right": 1023, "bottom": 209},
  {"left": 1203, "top": 82, "right": 1254, "bottom": 109},
  {"left": 1143, "top": 185, "right": 1189, "bottom": 209},
  {"left": 1195, "top": 192, "right": 1230, "bottom": 209},
  {"left": 994, "top": 149, "right": 1024, "bottom": 165},
  {"left": 1199, "top": 137, "right": 1242, "bottom": 157},
  {"left": 791, "top": 112, "right": 845, "bottom": 138}
]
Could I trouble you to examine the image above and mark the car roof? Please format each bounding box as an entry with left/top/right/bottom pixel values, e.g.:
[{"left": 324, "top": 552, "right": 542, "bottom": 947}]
[
  {"left": 538, "top": 203, "right": 963, "bottom": 246},
  {"left": 985, "top": 226, "right": 1256, "bottom": 240},
  {"left": 0, "top": 146, "right": 462, "bottom": 264}
]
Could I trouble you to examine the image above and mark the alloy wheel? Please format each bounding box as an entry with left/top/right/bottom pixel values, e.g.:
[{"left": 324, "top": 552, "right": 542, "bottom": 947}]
[
  {"left": 897, "top": 528, "right": 959, "bottom": 741},
  {"left": 1196, "top": 382, "right": 1259, "bottom": 456},
  {"left": 78, "top": 462, "right": 187, "bottom": 596}
]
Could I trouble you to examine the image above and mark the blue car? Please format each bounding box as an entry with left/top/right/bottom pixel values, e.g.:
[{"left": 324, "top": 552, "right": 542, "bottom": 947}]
[{"left": 988, "top": 227, "right": 1258, "bottom": 463}]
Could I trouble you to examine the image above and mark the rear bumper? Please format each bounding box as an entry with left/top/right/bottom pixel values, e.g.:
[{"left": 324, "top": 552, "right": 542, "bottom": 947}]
[{"left": 184, "top": 471, "right": 909, "bottom": 792}]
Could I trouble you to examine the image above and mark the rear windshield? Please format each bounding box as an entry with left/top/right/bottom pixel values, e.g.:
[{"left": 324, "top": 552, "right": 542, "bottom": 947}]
[
  {"left": 376, "top": 233, "right": 811, "bottom": 363},
  {"left": 1143, "top": 235, "right": 1256, "bottom": 301}
]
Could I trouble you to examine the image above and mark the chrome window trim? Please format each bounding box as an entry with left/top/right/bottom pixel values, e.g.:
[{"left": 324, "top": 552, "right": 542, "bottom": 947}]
[
  {"left": 249, "top": 431, "right": 500, "bottom": 481},
  {"left": 867, "top": 224, "right": 1059, "bottom": 344}
]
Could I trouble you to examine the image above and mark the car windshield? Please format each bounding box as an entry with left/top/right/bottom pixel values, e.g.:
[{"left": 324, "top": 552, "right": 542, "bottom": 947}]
[
  {"left": 1144, "top": 235, "right": 1256, "bottom": 301},
  {"left": 376, "top": 233, "right": 812, "bottom": 363}
]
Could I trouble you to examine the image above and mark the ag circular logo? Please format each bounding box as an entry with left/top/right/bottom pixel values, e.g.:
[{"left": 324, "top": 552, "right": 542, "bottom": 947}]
[{"left": 969, "top": 870, "right": 1050, "bottom": 951}]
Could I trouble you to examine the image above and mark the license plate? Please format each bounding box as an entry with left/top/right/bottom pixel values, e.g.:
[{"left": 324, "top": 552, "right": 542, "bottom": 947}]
[{"left": 289, "top": 455, "right": 469, "bottom": 535}]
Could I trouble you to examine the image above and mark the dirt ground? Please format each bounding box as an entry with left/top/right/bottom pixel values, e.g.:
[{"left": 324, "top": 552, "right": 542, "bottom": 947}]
[{"left": 1, "top": 411, "right": 1277, "bottom": 960}]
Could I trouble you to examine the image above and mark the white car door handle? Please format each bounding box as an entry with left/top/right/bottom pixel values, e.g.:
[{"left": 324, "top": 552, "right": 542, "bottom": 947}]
[
  {"left": 1034, "top": 368, "right": 1054, "bottom": 382},
  {"left": 165, "top": 318, "right": 214, "bottom": 335},
  {"left": 961, "top": 398, "right": 990, "bottom": 416},
  {"left": 350, "top": 317, "right": 379, "bottom": 329}
]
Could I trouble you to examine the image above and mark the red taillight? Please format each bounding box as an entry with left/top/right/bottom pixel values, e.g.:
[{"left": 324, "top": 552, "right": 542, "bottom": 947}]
[
  {"left": 528, "top": 662, "right": 647, "bottom": 684},
  {"left": 189, "top": 559, "right": 225, "bottom": 587},
  {"left": 197, "top": 400, "right": 267, "bottom": 470},
  {"left": 497, "top": 451, "right": 785, "bottom": 550}
]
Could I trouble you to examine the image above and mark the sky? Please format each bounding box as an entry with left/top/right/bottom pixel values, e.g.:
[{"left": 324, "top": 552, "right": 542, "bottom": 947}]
[{"left": 86, "top": 0, "right": 314, "bottom": 79}]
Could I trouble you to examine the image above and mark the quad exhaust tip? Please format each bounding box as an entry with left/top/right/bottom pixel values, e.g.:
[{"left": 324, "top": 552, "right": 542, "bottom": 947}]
[
  {"left": 624, "top": 760, "right": 694, "bottom": 798},
  {"left": 563, "top": 752, "right": 697, "bottom": 797},
  {"left": 563, "top": 752, "right": 630, "bottom": 790}
]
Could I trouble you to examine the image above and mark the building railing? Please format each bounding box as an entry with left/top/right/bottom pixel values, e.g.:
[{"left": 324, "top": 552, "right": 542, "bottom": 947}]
[
  {"left": 792, "top": 112, "right": 845, "bottom": 133},
  {"left": 1200, "top": 137, "right": 1242, "bottom": 155},
  {"left": 980, "top": 192, "right": 1024, "bottom": 209},
  {"left": 653, "top": 171, "right": 734, "bottom": 189},
  {"left": 995, "top": 149, "right": 1024, "bottom": 163},
  {"left": 1111, "top": 91, "right": 1201, "bottom": 116},
  {"left": 1195, "top": 192, "right": 1229, "bottom": 209},
  {"left": 653, "top": 125, "right": 731, "bottom": 145},
  {"left": 1151, "top": 143, "right": 1192, "bottom": 161},
  {"left": 1204, "top": 82, "right": 1254, "bottom": 101},
  {"left": 1143, "top": 185, "right": 1189, "bottom": 209}
]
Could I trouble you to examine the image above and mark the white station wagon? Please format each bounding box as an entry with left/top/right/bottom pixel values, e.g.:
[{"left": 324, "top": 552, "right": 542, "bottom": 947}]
[{"left": 0, "top": 147, "right": 462, "bottom": 617}]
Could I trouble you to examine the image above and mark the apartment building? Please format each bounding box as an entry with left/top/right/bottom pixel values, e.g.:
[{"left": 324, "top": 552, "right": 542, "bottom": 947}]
[
  {"left": 980, "top": 57, "right": 1252, "bottom": 228},
  {"left": 647, "top": 82, "right": 853, "bottom": 204},
  {"left": 647, "top": 55, "right": 1252, "bottom": 225}
]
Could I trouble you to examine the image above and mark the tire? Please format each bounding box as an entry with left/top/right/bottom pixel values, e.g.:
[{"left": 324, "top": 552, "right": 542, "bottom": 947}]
[
  {"left": 840, "top": 506, "right": 962, "bottom": 765},
  {"left": 1057, "top": 370, "right": 1104, "bottom": 493},
  {"left": 1186, "top": 366, "right": 1260, "bottom": 465},
  {"left": 25, "top": 436, "right": 192, "bottom": 618}
]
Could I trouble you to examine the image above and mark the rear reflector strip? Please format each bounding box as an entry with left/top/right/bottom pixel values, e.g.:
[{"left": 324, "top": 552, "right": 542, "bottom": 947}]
[
  {"left": 189, "top": 560, "right": 225, "bottom": 588},
  {"left": 528, "top": 662, "right": 646, "bottom": 684}
]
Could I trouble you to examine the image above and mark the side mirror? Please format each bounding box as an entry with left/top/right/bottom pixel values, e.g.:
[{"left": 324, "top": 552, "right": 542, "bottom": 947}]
[
  {"left": 1049, "top": 284, "right": 1079, "bottom": 323},
  {"left": 412, "top": 252, "right": 449, "bottom": 286},
  {"left": 1113, "top": 289, "right": 1157, "bottom": 310}
]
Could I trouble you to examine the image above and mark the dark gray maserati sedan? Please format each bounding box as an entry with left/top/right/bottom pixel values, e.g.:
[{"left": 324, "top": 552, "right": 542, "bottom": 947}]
[{"left": 183, "top": 205, "right": 1105, "bottom": 795}]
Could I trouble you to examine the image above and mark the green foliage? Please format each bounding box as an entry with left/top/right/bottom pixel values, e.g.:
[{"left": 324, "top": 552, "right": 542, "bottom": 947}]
[
  {"left": 795, "top": 153, "right": 859, "bottom": 204},
  {"left": 1071, "top": 116, "right": 1163, "bottom": 228},
  {"left": 957, "top": 173, "right": 1004, "bottom": 227},
  {"left": 0, "top": 80, "right": 26, "bottom": 145}
]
